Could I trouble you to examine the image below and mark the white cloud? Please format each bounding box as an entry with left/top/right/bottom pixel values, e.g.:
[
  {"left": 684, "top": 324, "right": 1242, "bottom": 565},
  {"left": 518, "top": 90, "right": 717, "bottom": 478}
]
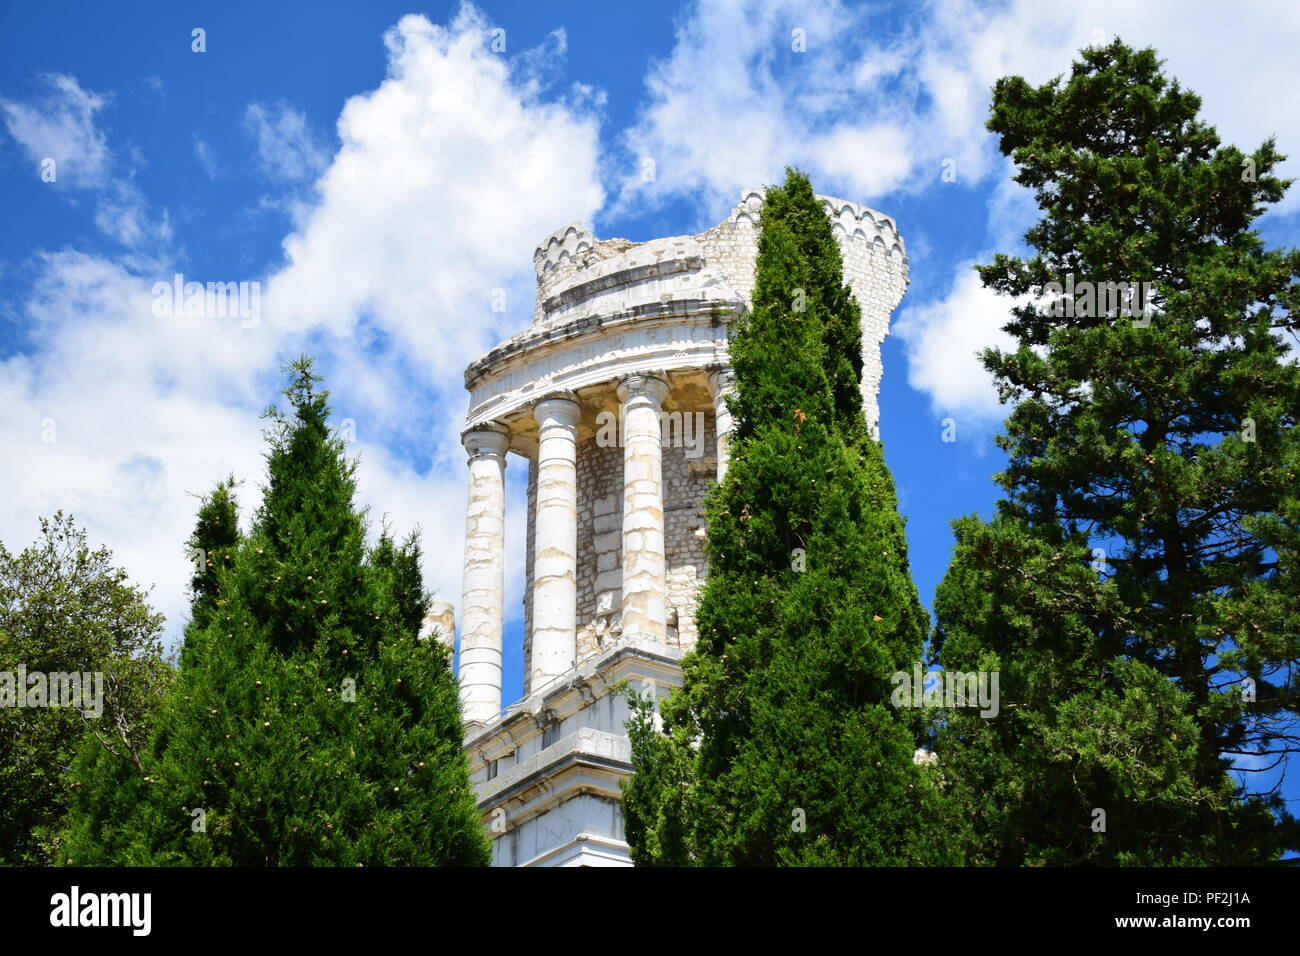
[
  {"left": 263, "top": 7, "right": 605, "bottom": 380},
  {"left": 258, "top": 5, "right": 605, "bottom": 614},
  {"left": 618, "top": 0, "right": 1300, "bottom": 222},
  {"left": 0, "top": 73, "right": 173, "bottom": 256},
  {"left": 808, "top": 124, "right": 914, "bottom": 199},
  {"left": 93, "top": 182, "right": 174, "bottom": 253},
  {"left": 0, "top": 253, "right": 276, "bottom": 639},
  {"left": 618, "top": 0, "right": 895, "bottom": 219},
  {"left": 893, "top": 264, "right": 1022, "bottom": 427},
  {"left": 613, "top": 0, "right": 1038, "bottom": 217},
  {"left": 193, "top": 137, "right": 219, "bottom": 179},
  {"left": 0, "top": 73, "right": 111, "bottom": 188},
  {"left": 243, "top": 102, "right": 329, "bottom": 183},
  {"left": 1, "top": 4, "right": 606, "bottom": 653}
]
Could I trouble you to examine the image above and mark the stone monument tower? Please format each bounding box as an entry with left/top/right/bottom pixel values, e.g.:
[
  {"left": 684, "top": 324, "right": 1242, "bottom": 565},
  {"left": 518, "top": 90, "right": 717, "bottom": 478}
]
[{"left": 451, "top": 189, "right": 908, "bottom": 866}]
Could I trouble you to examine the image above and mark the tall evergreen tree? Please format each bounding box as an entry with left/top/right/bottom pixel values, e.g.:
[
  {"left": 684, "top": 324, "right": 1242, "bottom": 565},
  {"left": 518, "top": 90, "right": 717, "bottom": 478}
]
[
  {"left": 622, "top": 170, "right": 953, "bottom": 865},
  {"left": 63, "top": 358, "right": 489, "bottom": 865},
  {"left": 932, "top": 40, "right": 1300, "bottom": 864},
  {"left": 179, "top": 476, "right": 240, "bottom": 669}
]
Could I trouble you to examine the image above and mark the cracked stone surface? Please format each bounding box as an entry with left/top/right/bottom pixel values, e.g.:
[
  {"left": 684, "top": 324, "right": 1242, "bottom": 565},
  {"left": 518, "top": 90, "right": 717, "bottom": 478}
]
[
  {"left": 617, "top": 373, "right": 670, "bottom": 641},
  {"left": 531, "top": 395, "right": 581, "bottom": 689},
  {"left": 459, "top": 424, "right": 509, "bottom": 723}
]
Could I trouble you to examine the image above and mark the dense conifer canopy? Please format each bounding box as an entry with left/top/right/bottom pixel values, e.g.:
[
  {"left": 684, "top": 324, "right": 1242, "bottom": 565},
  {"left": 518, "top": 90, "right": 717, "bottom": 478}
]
[
  {"left": 933, "top": 41, "right": 1300, "bottom": 864},
  {"left": 63, "top": 358, "right": 489, "bottom": 865}
]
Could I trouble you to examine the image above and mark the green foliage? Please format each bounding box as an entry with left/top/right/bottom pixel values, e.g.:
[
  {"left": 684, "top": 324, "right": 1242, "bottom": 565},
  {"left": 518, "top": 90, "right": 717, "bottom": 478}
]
[
  {"left": 622, "top": 170, "right": 955, "bottom": 865},
  {"left": 0, "top": 513, "right": 170, "bottom": 865},
  {"left": 180, "top": 476, "right": 240, "bottom": 669},
  {"left": 62, "top": 357, "right": 489, "bottom": 866},
  {"left": 933, "top": 515, "right": 1281, "bottom": 864},
  {"left": 933, "top": 40, "right": 1300, "bottom": 864}
]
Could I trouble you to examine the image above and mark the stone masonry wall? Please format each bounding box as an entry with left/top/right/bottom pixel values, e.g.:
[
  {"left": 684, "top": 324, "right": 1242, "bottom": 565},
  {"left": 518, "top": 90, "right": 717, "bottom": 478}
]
[
  {"left": 518, "top": 402, "right": 720, "bottom": 687},
  {"left": 574, "top": 435, "right": 623, "bottom": 667},
  {"left": 662, "top": 412, "right": 713, "bottom": 651},
  {"left": 691, "top": 192, "right": 907, "bottom": 436},
  {"left": 522, "top": 456, "right": 536, "bottom": 695}
]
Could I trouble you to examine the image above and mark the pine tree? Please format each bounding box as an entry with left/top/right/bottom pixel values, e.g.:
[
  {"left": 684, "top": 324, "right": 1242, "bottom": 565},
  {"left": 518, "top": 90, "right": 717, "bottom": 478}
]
[
  {"left": 63, "top": 358, "right": 489, "bottom": 865},
  {"left": 932, "top": 40, "right": 1300, "bottom": 864},
  {"left": 622, "top": 170, "right": 953, "bottom": 865}
]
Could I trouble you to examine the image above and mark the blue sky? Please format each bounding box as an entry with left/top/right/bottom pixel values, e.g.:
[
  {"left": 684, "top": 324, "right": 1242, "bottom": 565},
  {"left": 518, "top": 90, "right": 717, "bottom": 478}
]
[{"left": 2, "top": 1, "right": 1297, "bottom": 809}]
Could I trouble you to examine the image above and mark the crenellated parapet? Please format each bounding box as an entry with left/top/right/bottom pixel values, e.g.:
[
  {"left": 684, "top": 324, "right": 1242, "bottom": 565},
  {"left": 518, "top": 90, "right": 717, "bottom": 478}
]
[
  {"left": 477, "top": 189, "right": 908, "bottom": 440},
  {"left": 533, "top": 222, "right": 596, "bottom": 271}
]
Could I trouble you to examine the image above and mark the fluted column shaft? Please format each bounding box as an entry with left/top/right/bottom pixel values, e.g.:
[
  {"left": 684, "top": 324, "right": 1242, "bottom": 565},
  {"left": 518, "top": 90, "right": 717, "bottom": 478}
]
[
  {"left": 709, "top": 368, "right": 737, "bottom": 482},
  {"left": 459, "top": 423, "right": 510, "bottom": 724},
  {"left": 531, "top": 394, "right": 581, "bottom": 688},
  {"left": 617, "top": 373, "right": 670, "bottom": 641}
]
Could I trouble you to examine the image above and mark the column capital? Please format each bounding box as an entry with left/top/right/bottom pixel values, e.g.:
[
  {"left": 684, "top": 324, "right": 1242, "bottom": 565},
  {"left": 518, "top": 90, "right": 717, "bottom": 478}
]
[
  {"left": 707, "top": 367, "right": 736, "bottom": 397},
  {"left": 533, "top": 391, "right": 581, "bottom": 428},
  {"left": 462, "top": 421, "right": 511, "bottom": 462},
  {"left": 710, "top": 368, "right": 737, "bottom": 484},
  {"left": 617, "top": 371, "right": 670, "bottom": 405}
]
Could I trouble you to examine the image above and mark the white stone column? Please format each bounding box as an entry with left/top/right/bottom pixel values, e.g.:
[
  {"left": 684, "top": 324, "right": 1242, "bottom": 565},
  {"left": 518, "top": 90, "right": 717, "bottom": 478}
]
[
  {"left": 459, "top": 423, "right": 510, "bottom": 725},
  {"left": 420, "top": 600, "right": 457, "bottom": 655},
  {"left": 531, "top": 393, "right": 581, "bottom": 688},
  {"left": 617, "top": 372, "right": 670, "bottom": 641},
  {"left": 708, "top": 368, "right": 737, "bottom": 482}
]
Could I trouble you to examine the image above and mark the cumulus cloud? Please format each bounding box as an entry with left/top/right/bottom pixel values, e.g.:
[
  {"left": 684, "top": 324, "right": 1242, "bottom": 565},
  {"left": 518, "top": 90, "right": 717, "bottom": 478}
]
[
  {"left": 263, "top": 7, "right": 605, "bottom": 378},
  {"left": 2, "top": 4, "right": 606, "bottom": 650},
  {"left": 613, "top": 0, "right": 1027, "bottom": 217},
  {"left": 892, "top": 264, "right": 1022, "bottom": 428},
  {"left": 0, "top": 252, "right": 276, "bottom": 638},
  {"left": 618, "top": 0, "right": 908, "bottom": 219},
  {"left": 256, "top": 5, "right": 605, "bottom": 615}
]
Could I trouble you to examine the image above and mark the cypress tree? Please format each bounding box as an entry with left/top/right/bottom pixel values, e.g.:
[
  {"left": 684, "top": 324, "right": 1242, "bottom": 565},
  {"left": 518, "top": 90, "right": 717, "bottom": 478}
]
[
  {"left": 180, "top": 476, "right": 240, "bottom": 669},
  {"left": 932, "top": 40, "right": 1300, "bottom": 864},
  {"left": 622, "top": 170, "right": 952, "bottom": 865},
  {"left": 63, "top": 358, "right": 489, "bottom": 865}
]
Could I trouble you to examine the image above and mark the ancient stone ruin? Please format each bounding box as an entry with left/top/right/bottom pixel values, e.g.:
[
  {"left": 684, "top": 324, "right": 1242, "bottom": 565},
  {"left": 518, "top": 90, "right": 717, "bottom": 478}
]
[{"left": 446, "top": 189, "right": 909, "bottom": 865}]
